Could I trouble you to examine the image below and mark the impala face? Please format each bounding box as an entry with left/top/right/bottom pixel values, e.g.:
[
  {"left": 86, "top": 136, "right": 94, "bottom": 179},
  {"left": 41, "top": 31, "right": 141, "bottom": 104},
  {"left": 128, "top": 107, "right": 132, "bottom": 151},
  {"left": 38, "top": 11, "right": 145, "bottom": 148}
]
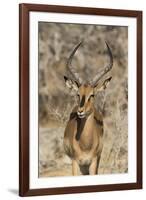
[
  {"left": 64, "top": 76, "right": 112, "bottom": 119},
  {"left": 77, "top": 85, "right": 94, "bottom": 118}
]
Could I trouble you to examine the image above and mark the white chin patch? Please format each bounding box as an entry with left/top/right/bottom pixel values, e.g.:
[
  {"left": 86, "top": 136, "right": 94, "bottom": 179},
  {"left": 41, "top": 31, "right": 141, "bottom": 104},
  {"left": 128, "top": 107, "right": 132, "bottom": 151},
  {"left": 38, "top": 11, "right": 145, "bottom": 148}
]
[{"left": 78, "top": 114, "right": 85, "bottom": 118}]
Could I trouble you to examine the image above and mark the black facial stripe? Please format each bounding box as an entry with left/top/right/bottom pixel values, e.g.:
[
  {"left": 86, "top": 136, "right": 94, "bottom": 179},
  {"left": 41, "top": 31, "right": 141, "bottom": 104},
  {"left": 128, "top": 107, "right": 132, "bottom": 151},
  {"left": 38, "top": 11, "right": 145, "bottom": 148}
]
[{"left": 80, "top": 95, "right": 85, "bottom": 107}]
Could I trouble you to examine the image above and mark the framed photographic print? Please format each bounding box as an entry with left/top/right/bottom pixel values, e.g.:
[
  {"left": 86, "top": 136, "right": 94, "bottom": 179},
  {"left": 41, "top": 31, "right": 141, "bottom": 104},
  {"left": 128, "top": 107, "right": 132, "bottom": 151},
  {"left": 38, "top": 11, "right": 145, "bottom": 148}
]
[{"left": 19, "top": 3, "right": 142, "bottom": 196}]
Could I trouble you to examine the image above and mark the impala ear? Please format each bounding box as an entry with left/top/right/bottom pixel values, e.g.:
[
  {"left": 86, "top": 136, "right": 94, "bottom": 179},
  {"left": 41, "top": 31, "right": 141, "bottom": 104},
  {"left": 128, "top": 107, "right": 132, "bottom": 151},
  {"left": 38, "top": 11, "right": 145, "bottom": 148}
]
[
  {"left": 64, "top": 76, "right": 79, "bottom": 92},
  {"left": 94, "top": 77, "right": 112, "bottom": 92}
]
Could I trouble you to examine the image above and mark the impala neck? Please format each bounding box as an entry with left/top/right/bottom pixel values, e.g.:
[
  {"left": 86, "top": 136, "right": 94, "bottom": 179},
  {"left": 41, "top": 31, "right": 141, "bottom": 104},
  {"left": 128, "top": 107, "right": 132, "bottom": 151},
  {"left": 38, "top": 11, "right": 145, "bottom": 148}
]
[{"left": 75, "top": 111, "right": 94, "bottom": 141}]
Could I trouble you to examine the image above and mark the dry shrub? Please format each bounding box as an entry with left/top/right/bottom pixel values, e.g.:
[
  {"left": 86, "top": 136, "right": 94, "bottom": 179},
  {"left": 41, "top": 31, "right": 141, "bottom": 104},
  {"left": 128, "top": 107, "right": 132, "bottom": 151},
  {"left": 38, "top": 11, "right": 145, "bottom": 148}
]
[{"left": 38, "top": 23, "right": 128, "bottom": 176}]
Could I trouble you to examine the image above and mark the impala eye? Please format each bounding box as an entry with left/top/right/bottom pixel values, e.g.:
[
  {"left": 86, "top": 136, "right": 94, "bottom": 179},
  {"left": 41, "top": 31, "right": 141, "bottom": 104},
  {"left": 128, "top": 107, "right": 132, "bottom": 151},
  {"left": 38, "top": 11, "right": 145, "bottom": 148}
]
[{"left": 88, "top": 94, "right": 94, "bottom": 101}]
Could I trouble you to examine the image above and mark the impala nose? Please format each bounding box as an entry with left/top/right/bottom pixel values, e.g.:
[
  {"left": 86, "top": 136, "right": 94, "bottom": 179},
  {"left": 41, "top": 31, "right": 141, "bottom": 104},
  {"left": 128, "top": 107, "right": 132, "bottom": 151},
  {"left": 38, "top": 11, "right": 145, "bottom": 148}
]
[
  {"left": 78, "top": 108, "right": 84, "bottom": 113},
  {"left": 77, "top": 108, "right": 85, "bottom": 118},
  {"left": 78, "top": 108, "right": 83, "bottom": 113}
]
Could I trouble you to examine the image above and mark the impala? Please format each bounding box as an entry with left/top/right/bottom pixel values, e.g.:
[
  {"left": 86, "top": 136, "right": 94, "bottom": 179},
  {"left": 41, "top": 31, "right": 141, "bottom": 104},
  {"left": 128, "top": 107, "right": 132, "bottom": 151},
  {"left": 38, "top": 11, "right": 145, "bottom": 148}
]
[{"left": 63, "top": 41, "right": 113, "bottom": 175}]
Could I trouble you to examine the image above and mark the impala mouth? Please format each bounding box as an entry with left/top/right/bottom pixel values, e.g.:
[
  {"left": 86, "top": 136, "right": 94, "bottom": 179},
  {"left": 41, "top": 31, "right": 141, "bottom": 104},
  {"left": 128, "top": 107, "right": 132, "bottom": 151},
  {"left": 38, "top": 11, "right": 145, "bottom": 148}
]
[{"left": 77, "top": 112, "right": 86, "bottom": 118}]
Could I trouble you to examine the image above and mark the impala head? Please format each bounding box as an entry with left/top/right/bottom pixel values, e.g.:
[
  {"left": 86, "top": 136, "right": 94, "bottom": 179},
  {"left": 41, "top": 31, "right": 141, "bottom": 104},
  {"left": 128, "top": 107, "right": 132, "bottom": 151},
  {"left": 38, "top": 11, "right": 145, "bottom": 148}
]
[{"left": 64, "top": 41, "right": 113, "bottom": 118}]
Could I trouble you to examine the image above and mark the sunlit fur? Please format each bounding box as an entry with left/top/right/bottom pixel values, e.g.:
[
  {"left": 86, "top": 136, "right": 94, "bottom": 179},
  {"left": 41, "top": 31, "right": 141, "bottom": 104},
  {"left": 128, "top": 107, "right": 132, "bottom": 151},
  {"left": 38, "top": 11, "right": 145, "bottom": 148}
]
[{"left": 63, "top": 81, "right": 107, "bottom": 175}]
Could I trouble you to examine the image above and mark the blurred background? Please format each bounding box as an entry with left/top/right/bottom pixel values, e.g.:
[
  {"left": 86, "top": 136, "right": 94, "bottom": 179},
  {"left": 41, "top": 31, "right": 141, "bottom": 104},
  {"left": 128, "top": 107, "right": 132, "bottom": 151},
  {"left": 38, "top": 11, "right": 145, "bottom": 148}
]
[{"left": 38, "top": 22, "right": 128, "bottom": 177}]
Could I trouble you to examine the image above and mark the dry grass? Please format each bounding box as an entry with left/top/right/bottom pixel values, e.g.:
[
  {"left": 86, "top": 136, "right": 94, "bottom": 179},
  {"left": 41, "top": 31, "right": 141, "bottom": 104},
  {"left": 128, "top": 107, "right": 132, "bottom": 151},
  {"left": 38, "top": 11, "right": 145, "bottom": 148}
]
[{"left": 38, "top": 23, "right": 128, "bottom": 177}]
